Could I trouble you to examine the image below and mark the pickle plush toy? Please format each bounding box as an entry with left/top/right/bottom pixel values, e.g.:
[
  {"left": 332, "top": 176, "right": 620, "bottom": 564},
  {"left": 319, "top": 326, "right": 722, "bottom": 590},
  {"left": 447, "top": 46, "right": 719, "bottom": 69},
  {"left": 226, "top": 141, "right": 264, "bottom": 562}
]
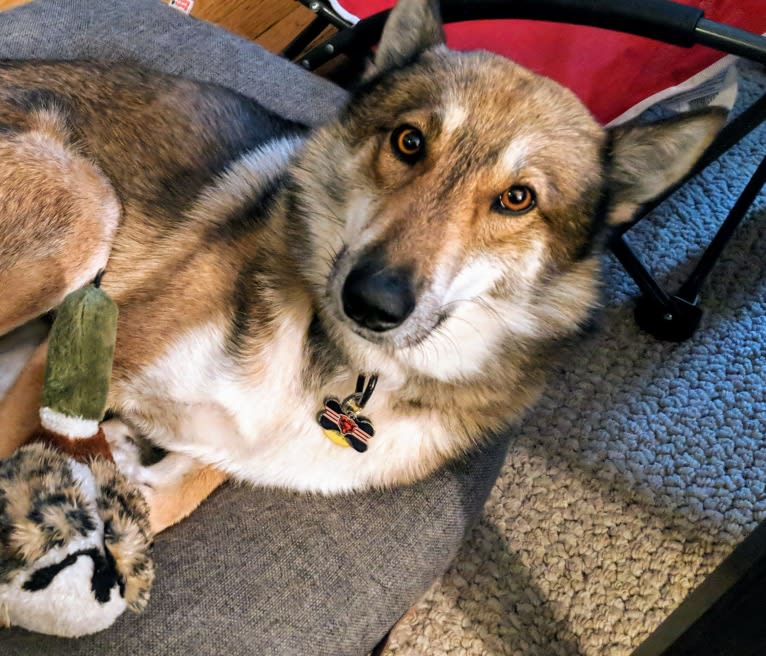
[{"left": 0, "top": 276, "right": 154, "bottom": 637}]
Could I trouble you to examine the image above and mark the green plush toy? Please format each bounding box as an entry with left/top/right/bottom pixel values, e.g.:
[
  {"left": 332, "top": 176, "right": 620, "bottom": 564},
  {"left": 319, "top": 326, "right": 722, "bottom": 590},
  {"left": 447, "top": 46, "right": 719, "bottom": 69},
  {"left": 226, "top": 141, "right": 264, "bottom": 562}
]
[
  {"left": 0, "top": 277, "right": 155, "bottom": 637},
  {"left": 37, "top": 273, "right": 118, "bottom": 460}
]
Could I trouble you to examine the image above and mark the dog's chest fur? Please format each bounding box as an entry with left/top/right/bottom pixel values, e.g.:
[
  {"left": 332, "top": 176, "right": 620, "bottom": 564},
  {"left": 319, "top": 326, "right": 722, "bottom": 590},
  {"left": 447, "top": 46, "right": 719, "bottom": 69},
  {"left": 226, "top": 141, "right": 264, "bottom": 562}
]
[{"left": 113, "top": 314, "right": 462, "bottom": 492}]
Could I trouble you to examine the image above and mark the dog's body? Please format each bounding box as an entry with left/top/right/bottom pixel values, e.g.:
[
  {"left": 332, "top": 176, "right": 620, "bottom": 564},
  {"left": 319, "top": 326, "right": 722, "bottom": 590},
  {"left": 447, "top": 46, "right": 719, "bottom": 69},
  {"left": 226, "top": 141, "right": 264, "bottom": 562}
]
[{"left": 0, "top": 0, "right": 724, "bottom": 531}]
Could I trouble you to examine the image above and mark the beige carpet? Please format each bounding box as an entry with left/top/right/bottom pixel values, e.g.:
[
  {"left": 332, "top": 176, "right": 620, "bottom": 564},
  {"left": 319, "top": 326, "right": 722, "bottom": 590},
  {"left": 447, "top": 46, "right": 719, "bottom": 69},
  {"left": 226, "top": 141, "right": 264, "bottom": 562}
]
[{"left": 384, "top": 447, "right": 734, "bottom": 655}]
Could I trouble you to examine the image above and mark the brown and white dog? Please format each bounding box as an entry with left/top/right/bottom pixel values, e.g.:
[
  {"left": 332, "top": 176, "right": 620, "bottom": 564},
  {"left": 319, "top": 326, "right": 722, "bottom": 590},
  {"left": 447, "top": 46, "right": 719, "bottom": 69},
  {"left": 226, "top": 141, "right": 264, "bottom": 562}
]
[{"left": 0, "top": 0, "right": 724, "bottom": 532}]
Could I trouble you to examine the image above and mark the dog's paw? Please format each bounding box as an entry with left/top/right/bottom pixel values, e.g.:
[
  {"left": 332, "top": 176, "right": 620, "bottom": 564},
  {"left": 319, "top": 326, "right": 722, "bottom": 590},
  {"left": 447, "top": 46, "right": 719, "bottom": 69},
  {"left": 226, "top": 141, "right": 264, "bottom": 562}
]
[
  {"left": 101, "top": 417, "right": 145, "bottom": 483},
  {"left": 130, "top": 452, "right": 198, "bottom": 490},
  {"left": 101, "top": 418, "right": 194, "bottom": 491}
]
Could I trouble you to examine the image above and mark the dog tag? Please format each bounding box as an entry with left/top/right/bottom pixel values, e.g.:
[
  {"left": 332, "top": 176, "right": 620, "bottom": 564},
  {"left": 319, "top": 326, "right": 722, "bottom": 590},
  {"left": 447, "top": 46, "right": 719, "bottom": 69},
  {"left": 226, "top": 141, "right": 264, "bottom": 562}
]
[{"left": 316, "top": 375, "right": 377, "bottom": 453}]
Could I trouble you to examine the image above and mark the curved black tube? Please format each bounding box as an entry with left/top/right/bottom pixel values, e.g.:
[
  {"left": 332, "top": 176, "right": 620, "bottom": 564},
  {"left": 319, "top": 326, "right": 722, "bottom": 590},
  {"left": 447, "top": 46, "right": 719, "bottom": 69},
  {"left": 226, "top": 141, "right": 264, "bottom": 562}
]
[{"left": 301, "top": 0, "right": 766, "bottom": 69}]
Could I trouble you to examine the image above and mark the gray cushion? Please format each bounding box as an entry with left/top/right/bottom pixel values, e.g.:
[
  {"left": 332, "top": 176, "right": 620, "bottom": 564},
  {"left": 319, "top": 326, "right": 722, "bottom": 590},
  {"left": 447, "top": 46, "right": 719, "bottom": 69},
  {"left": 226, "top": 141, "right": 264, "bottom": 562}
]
[
  {"left": 0, "top": 0, "right": 349, "bottom": 127},
  {"left": 0, "top": 1, "right": 509, "bottom": 654}
]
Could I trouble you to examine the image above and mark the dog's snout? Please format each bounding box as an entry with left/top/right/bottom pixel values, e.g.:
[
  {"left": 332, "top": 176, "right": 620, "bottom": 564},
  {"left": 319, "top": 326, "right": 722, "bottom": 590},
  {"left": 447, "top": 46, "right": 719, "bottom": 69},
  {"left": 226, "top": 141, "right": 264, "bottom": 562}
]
[{"left": 342, "top": 261, "right": 415, "bottom": 332}]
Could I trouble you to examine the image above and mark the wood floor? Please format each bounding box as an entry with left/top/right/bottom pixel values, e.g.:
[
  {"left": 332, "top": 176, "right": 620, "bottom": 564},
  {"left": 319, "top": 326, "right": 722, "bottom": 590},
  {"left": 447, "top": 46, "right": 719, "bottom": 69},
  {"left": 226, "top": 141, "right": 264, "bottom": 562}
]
[
  {"left": 172, "top": 0, "right": 319, "bottom": 53},
  {"left": 0, "top": 0, "right": 315, "bottom": 54}
]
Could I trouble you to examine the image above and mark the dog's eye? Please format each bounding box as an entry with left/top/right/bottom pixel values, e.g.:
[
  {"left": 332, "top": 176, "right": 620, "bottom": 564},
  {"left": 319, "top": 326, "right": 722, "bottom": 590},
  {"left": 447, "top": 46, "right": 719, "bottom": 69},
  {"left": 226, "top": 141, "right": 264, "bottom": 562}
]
[
  {"left": 391, "top": 125, "right": 425, "bottom": 163},
  {"left": 496, "top": 186, "right": 536, "bottom": 215}
]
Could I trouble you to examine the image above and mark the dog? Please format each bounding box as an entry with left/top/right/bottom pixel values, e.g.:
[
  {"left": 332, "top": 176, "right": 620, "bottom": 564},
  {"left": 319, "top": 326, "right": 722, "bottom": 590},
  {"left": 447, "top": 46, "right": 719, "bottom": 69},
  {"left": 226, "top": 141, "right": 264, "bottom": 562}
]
[{"left": 0, "top": 0, "right": 725, "bottom": 532}]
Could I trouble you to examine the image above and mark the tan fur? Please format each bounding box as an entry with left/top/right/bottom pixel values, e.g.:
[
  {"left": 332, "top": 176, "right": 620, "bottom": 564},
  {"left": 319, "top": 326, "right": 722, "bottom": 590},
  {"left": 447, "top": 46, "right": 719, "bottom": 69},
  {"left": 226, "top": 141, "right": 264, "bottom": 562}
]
[
  {"left": 145, "top": 466, "right": 228, "bottom": 534},
  {"left": 0, "top": 0, "right": 725, "bottom": 531},
  {"left": 0, "top": 115, "right": 119, "bottom": 335}
]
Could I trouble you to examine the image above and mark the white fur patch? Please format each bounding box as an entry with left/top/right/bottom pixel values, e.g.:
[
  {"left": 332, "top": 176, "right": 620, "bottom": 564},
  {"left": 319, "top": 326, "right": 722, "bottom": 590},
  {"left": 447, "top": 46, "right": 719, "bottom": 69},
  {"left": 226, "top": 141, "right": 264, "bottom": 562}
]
[
  {"left": 211, "top": 310, "right": 309, "bottom": 437},
  {"left": 69, "top": 460, "right": 99, "bottom": 505},
  {"left": 441, "top": 103, "right": 467, "bottom": 135},
  {"left": 402, "top": 245, "right": 548, "bottom": 382},
  {"left": 39, "top": 407, "right": 99, "bottom": 439},
  {"left": 402, "top": 292, "right": 547, "bottom": 382},
  {"left": 344, "top": 189, "right": 378, "bottom": 246},
  {"left": 113, "top": 314, "right": 462, "bottom": 495},
  {"left": 0, "top": 320, "right": 47, "bottom": 399},
  {"left": 128, "top": 322, "right": 228, "bottom": 408},
  {"left": 442, "top": 256, "right": 504, "bottom": 306},
  {"left": 502, "top": 135, "right": 533, "bottom": 173},
  {"left": 120, "top": 313, "right": 310, "bottom": 455},
  {"left": 236, "top": 136, "right": 303, "bottom": 184}
]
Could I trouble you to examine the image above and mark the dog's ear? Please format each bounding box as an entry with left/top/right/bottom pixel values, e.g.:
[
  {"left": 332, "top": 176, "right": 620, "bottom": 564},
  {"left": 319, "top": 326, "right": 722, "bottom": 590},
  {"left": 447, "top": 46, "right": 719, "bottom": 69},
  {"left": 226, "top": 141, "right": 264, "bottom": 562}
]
[
  {"left": 364, "top": 0, "right": 445, "bottom": 79},
  {"left": 605, "top": 108, "right": 727, "bottom": 224}
]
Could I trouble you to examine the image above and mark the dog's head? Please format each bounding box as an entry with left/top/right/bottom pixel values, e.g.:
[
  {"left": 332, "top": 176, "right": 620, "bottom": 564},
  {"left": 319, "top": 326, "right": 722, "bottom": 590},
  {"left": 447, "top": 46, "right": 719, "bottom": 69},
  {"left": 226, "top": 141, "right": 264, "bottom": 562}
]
[{"left": 289, "top": 0, "right": 725, "bottom": 381}]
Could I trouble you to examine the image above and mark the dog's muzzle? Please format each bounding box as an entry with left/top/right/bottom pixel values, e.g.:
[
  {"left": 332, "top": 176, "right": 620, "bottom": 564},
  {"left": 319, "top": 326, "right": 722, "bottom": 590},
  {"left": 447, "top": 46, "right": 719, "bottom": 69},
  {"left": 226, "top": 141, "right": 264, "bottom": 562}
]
[{"left": 342, "top": 259, "right": 415, "bottom": 332}]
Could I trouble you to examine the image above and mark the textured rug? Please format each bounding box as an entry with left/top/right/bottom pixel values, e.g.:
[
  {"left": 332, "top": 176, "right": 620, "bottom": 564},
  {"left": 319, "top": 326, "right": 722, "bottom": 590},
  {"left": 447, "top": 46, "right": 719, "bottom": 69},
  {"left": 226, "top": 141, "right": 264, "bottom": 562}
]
[{"left": 384, "top": 61, "right": 766, "bottom": 655}]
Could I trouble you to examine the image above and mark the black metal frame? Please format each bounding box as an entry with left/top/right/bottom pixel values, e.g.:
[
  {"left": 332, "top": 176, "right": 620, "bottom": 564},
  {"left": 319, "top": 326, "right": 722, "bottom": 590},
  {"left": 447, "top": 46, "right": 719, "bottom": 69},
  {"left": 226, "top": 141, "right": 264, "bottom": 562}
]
[
  {"left": 282, "top": 1, "right": 354, "bottom": 61},
  {"left": 286, "top": 0, "right": 766, "bottom": 343},
  {"left": 612, "top": 92, "right": 766, "bottom": 340}
]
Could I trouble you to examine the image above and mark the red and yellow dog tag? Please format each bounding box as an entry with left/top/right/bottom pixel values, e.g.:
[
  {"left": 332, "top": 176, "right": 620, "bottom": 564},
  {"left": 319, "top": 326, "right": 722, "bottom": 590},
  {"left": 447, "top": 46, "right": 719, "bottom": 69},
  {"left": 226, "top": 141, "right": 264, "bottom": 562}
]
[{"left": 317, "top": 375, "right": 377, "bottom": 452}]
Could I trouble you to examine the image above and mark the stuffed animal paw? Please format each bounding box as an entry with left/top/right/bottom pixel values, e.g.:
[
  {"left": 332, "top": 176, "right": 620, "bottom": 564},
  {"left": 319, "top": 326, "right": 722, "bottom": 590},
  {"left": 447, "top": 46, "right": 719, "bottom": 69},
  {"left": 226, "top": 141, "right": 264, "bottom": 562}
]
[{"left": 0, "top": 443, "right": 154, "bottom": 637}]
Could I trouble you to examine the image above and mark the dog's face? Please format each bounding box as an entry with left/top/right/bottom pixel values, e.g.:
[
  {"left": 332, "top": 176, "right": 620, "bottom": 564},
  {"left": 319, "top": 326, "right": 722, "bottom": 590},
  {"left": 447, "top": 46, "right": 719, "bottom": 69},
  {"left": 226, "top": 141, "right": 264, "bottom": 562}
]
[{"left": 289, "top": 0, "right": 725, "bottom": 381}]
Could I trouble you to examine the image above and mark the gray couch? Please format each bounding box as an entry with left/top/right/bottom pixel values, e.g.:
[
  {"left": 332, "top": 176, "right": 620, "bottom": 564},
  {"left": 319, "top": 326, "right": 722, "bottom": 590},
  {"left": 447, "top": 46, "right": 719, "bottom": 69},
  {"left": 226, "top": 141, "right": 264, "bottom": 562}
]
[{"left": 0, "top": 1, "right": 509, "bottom": 654}]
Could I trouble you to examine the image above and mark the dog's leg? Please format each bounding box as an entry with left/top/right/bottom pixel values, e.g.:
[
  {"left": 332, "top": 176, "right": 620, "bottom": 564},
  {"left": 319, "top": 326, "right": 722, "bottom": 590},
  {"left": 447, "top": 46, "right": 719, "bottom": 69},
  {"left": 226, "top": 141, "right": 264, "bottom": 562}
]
[
  {"left": 0, "top": 108, "right": 120, "bottom": 336},
  {"left": 142, "top": 466, "right": 228, "bottom": 534},
  {"left": 0, "top": 341, "right": 48, "bottom": 458}
]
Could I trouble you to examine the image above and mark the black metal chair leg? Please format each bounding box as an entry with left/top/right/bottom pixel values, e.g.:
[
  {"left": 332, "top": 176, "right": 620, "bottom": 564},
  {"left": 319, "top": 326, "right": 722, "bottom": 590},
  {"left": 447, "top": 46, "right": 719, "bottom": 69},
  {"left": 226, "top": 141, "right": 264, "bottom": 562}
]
[
  {"left": 608, "top": 89, "right": 766, "bottom": 341},
  {"left": 610, "top": 146, "right": 765, "bottom": 342},
  {"left": 677, "top": 153, "right": 766, "bottom": 304},
  {"left": 281, "top": 15, "right": 329, "bottom": 60},
  {"left": 287, "top": 1, "right": 356, "bottom": 64},
  {"left": 610, "top": 234, "right": 704, "bottom": 342}
]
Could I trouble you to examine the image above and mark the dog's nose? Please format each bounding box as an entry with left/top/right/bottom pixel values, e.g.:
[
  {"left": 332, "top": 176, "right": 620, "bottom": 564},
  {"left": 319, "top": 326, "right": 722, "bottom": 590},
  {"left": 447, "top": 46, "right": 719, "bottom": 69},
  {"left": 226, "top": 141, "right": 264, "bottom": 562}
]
[{"left": 342, "top": 261, "right": 415, "bottom": 332}]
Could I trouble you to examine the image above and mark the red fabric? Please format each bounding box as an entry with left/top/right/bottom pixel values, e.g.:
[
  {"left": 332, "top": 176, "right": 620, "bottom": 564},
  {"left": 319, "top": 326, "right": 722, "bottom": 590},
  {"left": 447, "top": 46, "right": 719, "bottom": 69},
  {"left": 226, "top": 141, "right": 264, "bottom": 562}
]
[{"left": 333, "top": 0, "right": 766, "bottom": 123}]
